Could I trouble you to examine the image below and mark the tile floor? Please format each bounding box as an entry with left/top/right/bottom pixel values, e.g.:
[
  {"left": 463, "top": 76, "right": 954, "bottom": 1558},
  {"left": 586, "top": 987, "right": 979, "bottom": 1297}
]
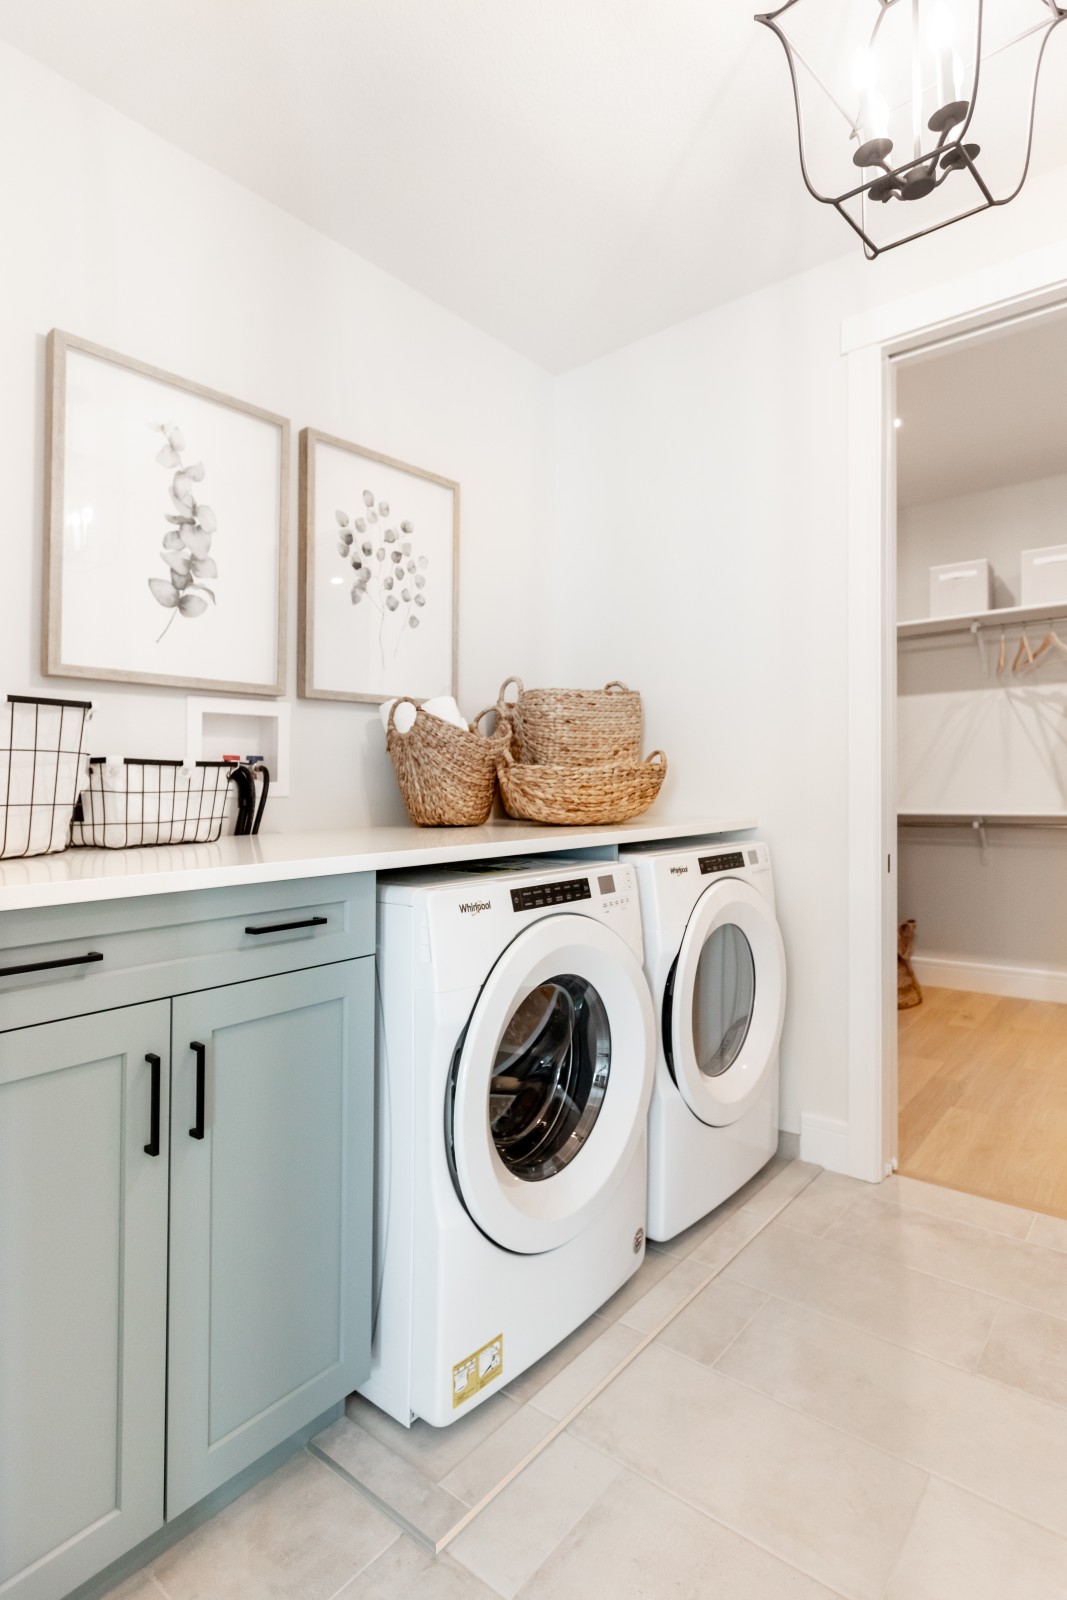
[{"left": 101, "top": 1165, "right": 1067, "bottom": 1600}]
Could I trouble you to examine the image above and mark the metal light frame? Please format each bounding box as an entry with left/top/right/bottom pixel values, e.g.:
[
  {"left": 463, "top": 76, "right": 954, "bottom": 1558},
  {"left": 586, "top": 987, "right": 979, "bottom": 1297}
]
[{"left": 756, "top": 0, "right": 1066, "bottom": 257}]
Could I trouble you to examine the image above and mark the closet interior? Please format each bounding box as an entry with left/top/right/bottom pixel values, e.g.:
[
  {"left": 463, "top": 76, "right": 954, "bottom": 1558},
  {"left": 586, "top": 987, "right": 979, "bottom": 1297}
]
[{"left": 895, "top": 311, "right": 1067, "bottom": 1219}]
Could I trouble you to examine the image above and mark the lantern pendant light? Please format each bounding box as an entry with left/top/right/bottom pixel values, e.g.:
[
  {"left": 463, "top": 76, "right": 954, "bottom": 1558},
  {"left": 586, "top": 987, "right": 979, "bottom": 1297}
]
[{"left": 755, "top": 0, "right": 1066, "bottom": 257}]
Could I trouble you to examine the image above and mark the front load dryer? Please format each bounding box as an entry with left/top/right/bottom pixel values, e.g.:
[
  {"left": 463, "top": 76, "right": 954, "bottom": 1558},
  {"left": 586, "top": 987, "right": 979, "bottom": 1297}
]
[
  {"left": 618, "top": 840, "right": 786, "bottom": 1242},
  {"left": 361, "top": 858, "right": 655, "bottom": 1429}
]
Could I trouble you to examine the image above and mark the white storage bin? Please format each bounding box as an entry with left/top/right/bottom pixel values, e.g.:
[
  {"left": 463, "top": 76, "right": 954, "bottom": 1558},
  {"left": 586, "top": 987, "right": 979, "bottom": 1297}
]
[
  {"left": 929, "top": 559, "right": 992, "bottom": 618},
  {"left": 72, "top": 758, "right": 232, "bottom": 849},
  {"left": 1020, "top": 545, "right": 1067, "bottom": 608},
  {"left": 0, "top": 695, "right": 92, "bottom": 858}
]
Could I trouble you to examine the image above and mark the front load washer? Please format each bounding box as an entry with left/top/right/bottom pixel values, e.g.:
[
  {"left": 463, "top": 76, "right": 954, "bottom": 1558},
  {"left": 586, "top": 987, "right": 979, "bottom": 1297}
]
[
  {"left": 361, "top": 858, "right": 655, "bottom": 1429},
  {"left": 619, "top": 840, "right": 786, "bottom": 1242}
]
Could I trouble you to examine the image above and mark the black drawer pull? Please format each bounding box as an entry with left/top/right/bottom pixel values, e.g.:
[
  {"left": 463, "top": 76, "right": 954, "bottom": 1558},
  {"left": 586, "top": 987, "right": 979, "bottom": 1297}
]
[
  {"left": 144, "top": 1054, "right": 161, "bottom": 1157},
  {"left": 244, "top": 916, "right": 328, "bottom": 936},
  {"left": 0, "top": 951, "right": 103, "bottom": 980},
  {"left": 189, "top": 1042, "right": 206, "bottom": 1140}
]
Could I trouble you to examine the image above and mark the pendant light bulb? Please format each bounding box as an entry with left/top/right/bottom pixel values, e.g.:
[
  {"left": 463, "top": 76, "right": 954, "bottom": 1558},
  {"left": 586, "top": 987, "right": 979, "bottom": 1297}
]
[{"left": 927, "top": 2, "right": 962, "bottom": 106}]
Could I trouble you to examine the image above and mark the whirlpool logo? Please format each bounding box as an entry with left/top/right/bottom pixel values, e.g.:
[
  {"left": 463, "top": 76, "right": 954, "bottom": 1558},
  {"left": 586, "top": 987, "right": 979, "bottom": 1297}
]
[
  {"left": 669, "top": 865, "right": 689, "bottom": 876},
  {"left": 458, "top": 900, "right": 492, "bottom": 916}
]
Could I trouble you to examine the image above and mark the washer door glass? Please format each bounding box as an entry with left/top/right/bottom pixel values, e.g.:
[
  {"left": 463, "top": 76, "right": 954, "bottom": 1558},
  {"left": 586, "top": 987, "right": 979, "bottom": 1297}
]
[
  {"left": 692, "top": 925, "right": 756, "bottom": 1079},
  {"left": 490, "top": 975, "right": 610, "bottom": 1182}
]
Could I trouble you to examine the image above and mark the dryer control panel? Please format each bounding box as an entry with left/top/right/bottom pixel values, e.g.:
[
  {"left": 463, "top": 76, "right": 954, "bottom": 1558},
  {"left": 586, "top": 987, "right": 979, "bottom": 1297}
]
[
  {"left": 511, "top": 876, "right": 592, "bottom": 912},
  {"left": 698, "top": 851, "right": 746, "bottom": 875}
]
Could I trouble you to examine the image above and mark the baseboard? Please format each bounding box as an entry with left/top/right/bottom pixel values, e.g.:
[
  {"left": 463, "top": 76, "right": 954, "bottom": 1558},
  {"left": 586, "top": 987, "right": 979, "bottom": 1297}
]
[
  {"left": 798, "top": 1112, "right": 850, "bottom": 1173},
  {"left": 913, "top": 953, "right": 1067, "bottom": 1004}
]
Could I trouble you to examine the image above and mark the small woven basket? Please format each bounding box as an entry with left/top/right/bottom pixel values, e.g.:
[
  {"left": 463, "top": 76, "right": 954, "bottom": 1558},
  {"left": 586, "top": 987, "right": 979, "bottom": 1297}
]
[
  {"left": 497, "top": 746, "right": 667, "bottom": 826},
  {"left": 387, "top": 699, "right": 509, "bottom": 827},
  {"left": 497, "top": 677, "right": 642, "bottom": 766}
]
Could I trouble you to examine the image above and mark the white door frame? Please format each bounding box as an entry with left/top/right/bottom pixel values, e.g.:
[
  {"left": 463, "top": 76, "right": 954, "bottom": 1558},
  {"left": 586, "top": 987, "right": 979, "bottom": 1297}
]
[{"left": 842, "top": 239, "right": 1067, "bottom": 1183}]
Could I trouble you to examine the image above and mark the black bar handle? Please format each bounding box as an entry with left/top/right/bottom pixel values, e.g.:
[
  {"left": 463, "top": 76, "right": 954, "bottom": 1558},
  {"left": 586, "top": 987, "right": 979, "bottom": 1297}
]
[
  {"left": 0, "top": 951, "right": 103, "bottom": 980},
  {"left": 189, "top": 1042, "right": 206, "bottom": 1140},
  {"left": 144, "top": 1054, "right": 161, "bottom": 1157},
  {"left": 244, "top": 916, "right": 327, "bottom": 936}
]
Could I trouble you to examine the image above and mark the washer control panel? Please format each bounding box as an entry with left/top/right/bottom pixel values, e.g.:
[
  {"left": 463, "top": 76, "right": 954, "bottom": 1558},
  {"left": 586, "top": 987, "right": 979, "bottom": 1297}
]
[
  {"left": 511, "top": 876, "right": 592, "bottom": 913},
  {"left": 699, "top": 851, "right": 745, "bottom": 875}
]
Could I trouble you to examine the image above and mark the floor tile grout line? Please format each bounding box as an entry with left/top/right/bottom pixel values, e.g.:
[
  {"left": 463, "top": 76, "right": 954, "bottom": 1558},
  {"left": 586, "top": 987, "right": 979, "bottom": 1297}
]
[
  {"left": 710, "top": 1283, "right": 1067, "bottom": 1422},
  {"left": 433, "top": 1164, "right": 823, "bottom": 1556},
  {"left": 873, "top": 1472, "right": 934, "bottom": 1600},
  {"left": 701, "top": 1349, "right": 1067, "bottom": 1545},
  {"left": 862, "top": 1185, "right": 1041, "bottom": 1243},
  {"left": 817, "top": 1221, "right": 1067, "bottom": 1324},
  {"left": 555, "top": 1434, "right": 862, "bottom": 1600},
  {"left": 306, "top": 1441, "right": 442, "bottom": 1555},
  {"left": 148, "top": 1575, "right": 172, "bottom": 1600}
]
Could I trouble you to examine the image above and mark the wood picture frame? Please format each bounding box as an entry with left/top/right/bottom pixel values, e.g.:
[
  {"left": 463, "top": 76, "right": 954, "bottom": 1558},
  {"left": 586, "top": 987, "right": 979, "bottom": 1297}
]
[
  {"left": 44, "top": 329, "right": 289, "bottom": 697},
  {"left": 298, "top": 428, "right": 459, "bottom": 704}
]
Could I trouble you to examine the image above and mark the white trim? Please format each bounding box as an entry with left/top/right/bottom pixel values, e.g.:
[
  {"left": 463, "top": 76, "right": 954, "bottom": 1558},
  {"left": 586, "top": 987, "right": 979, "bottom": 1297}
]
[
  {"left": 799, "top": 1113, "right": 851, "bottom": 1174},
  {"left": 841, "top": 240, "right": 1067, "bottom": 354},
  {"left": 913, "top": 955, "right": 1067, "bottom": 1005},
  {"left": 846, "top": 252, "right": 1067, "bottom": 1187}
]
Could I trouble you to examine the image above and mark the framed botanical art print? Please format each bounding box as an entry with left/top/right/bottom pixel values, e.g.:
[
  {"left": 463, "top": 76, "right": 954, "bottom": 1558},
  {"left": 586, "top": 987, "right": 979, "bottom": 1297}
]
[
  {"left": 44, "top": 330, "right": 289, "bottom": 696},
  {"left": 299, "top": 427, "right": 458, "bottom": 703}
]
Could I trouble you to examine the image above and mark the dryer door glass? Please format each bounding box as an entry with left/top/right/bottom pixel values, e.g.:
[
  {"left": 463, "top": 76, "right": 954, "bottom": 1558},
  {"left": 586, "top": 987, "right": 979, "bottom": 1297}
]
[
  {"left": 489, "top": 975, "right": 610, "bottom": 1183},
  {"left": 692, "top": 925, "right": 756, "bottom": 1078}
]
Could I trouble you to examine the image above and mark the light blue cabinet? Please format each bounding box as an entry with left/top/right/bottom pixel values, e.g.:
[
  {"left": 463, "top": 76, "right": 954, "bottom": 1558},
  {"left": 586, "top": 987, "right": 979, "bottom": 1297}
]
[
  {"left": 0, "top": 875, "right": 375, "bottom": 1600},
  {"left": 166, "top": 962, "right": 373, "bottom": 1516},
  {"left": 0, "top": 1004, "right": 170, "bottom": 1600}
]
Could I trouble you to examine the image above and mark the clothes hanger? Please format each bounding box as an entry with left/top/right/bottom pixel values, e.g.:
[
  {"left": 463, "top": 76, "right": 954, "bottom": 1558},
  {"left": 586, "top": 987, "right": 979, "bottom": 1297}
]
[
  {"left": 1012, "top": 628, "right": 1035, "bottom": 674},
  {"left": 1030, "top": 628, "right": 1067, "bottom": 667},
  {"left": 997, "top": 629, "right": 1007, "bottom": 676}
]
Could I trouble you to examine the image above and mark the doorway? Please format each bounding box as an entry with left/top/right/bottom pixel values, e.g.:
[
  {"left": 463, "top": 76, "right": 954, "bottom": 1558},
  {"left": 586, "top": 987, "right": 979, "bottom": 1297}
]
[
  {"left": 842, "top": 250, "right": 1067, "bottom": 1192},
  {"left": 892, "top": 311, "right": 1067, "bottom": 1217}
]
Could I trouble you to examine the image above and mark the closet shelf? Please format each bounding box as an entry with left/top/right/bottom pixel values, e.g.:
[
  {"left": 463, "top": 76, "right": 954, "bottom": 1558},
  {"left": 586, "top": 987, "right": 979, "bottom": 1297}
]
[
  {"left": 898, "top": 811, "right": 1067, "bottom": 827},
  {"left": 897, "top": 601, "right": 1067, "bottom": 641}
]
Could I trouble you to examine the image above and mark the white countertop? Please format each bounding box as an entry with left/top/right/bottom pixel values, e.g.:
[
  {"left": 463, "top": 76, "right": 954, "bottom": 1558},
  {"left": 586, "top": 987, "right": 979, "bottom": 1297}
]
[{"left": 0, "top": 814, "right": 757, "bottom": 912}]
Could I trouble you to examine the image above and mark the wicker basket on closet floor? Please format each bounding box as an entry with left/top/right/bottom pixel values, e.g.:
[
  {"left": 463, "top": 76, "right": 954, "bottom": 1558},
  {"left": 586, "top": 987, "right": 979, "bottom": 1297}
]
[
  {"left": 497, "top": 745, "right": 667, "bottom": 826},
  {"left": 386, "top": 699, "right": 509, "bottom": 826},
  {"left": 497, "top": 677, "right": 642, "bottom": 766}
]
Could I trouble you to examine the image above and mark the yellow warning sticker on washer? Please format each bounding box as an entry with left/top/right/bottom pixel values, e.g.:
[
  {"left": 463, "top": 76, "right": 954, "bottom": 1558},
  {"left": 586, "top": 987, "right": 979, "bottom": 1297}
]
[{"left": 452, "top": 1334, "right": 504, "bottom": 1409}]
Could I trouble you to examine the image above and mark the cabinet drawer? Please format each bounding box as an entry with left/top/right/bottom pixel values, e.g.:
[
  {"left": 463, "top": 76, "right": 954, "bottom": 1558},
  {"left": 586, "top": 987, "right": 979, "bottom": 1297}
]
[{"left": 0, "top": 874, "right": 374, "bottom": 1031}]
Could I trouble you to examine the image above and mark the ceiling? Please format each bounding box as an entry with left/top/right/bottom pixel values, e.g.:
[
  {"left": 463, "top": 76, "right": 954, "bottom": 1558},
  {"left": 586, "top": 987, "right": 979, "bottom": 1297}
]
[
  {"left": 2, "top": 2, "right": 1067, "bottom": 372},
  {"left": 896, "top": 310, "right": 1067, "bottom": 507}
]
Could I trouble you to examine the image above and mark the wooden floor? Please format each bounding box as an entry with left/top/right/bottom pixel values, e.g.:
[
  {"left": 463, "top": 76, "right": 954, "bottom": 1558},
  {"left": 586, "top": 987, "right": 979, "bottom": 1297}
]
[{"left": 898, "top": 986, "right": 1067, "bottom": 1220}]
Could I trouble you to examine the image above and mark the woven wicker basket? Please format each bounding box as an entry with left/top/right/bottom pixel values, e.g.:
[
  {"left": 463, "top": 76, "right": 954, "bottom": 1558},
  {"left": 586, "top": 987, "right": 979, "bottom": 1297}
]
[
  {"left": 497, "top": 746, "right": 667, "bottom": 826},
  {"left": 497, "top": 677, "right": 642, "bottom": 766},
  {"left": 387, "top": 699, "right": 509, "bottom": 827}
]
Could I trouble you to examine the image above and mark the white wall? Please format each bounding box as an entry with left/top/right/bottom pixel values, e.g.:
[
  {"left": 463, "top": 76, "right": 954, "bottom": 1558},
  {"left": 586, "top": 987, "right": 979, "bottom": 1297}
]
[
  {"left": 897, "top": 476, "right": 1067, "bottom": 988},
  {"left": 0, "top": 41, "right": 555, "bottom": 833},
  {"left": 899, "top": 474, "right": 1067, "bottom": 619},
  {"left": 549, "top": 158, "right": 1067, "bottom": 1136}
]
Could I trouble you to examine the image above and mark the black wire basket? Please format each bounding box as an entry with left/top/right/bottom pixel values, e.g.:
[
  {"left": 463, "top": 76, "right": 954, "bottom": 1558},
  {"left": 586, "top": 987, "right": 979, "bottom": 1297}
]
[
  {"left": 0, "top": 694, "right": 93, "bottom": 859},
  {"left": 71, "top": 758, "right": 233, "bottom": 849}
]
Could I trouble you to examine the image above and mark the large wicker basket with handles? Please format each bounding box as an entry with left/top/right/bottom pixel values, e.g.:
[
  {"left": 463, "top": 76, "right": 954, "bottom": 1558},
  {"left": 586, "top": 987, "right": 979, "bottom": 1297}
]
[
  {"left": 497, "top": 677, "right": 642, "bottom": 766},
  {"left": 496, "top": 746, "right": 667, "bottom": 826},
  {"left": 386, "top": 699, "right": 509, "bottom": 827}
]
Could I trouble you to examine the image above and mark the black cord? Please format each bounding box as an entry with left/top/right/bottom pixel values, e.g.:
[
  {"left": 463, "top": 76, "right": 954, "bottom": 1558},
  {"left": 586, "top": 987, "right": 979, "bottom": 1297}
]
[
  {"left": 227, "top": 764, "right": 254, "bottom": 835},
  {"left": 250, "top": 764, "right": 270, "bottom": 836}
]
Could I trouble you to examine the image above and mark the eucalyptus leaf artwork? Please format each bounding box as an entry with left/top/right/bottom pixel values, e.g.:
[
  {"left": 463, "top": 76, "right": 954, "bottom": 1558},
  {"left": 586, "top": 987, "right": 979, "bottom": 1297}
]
[
  {"left": 147, "top": 423, "right": 219, "bottom": 642},
  {"left": 299, "top": 428, "right": 457, "bottom": 704},
  {"left": 334, "top": 490, "right": 429, "bottom": 669},
  {"left": 45, "top": 331, "right": 288, "bottom": 695}
]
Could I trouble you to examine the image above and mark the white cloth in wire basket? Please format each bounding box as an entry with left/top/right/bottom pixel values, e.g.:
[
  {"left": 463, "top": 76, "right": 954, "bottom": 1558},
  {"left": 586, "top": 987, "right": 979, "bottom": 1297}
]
[
  {"left": 0, "top": 695, "right": 93, "bottom": 858},
  {"left": 72, "top": 759, "right": 232, "bottom": 848}
]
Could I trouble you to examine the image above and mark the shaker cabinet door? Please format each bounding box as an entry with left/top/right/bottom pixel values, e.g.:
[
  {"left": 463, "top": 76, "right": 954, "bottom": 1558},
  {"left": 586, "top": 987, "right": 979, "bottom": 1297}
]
[
  {"left": 166, "top": 960, "right": 373, "bottom": 1517},
  {"left": 0, "top": 1003, "right": 170, "bottom": 1600}
]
